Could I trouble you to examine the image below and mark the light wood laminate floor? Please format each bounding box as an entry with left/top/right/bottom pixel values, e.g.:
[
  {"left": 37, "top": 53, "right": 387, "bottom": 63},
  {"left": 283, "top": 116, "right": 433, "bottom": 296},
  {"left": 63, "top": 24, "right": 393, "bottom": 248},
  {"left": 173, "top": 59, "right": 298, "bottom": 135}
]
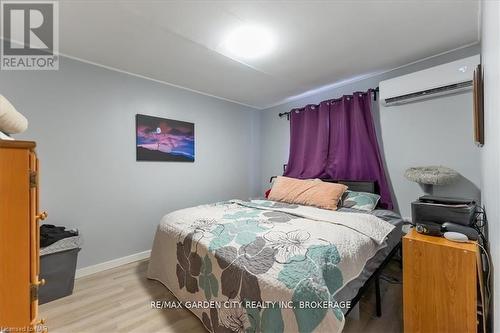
[{"left": 40, "top": 259, "right": 402, "bottom": 333}]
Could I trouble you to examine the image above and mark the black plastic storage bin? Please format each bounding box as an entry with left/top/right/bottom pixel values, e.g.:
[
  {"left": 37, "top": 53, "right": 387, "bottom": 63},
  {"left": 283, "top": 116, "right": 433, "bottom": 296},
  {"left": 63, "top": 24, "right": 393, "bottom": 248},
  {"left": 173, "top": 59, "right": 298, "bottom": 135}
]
[
  {"left": 411, "top": 199, "right": 476, "bottom": 226},
  {"left": 39, "top": 236, "right": 81, "bottom": 305}
]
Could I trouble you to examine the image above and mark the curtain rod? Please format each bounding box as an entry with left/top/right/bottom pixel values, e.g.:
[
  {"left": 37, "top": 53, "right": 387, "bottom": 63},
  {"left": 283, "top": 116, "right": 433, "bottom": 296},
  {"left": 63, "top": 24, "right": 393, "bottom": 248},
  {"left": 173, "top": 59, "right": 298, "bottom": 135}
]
[{"left": 278, "top": 87, "right": 379, "bottom": 120}]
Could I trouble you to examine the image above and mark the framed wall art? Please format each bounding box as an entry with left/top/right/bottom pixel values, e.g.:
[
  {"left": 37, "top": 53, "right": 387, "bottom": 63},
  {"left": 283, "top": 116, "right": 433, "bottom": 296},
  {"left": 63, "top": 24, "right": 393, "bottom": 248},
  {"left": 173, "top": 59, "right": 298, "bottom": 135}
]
[{"left": 136, "top": 114, "right": 194, "bottom": 162}]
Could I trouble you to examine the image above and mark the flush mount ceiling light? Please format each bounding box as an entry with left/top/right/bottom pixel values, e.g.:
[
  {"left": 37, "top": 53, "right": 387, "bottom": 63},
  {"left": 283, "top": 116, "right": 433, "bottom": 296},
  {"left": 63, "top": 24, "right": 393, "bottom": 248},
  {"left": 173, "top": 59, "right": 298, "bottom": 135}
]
[{"left": 221, "top": 25, "right": 275, "bottom": 60}]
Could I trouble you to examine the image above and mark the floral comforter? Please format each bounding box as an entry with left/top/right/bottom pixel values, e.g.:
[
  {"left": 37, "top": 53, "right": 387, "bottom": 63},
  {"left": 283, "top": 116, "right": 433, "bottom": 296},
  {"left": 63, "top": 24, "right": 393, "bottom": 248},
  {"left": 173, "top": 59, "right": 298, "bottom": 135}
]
[{"left": 147, "top": 200, "right": 395, "bottom": 333}]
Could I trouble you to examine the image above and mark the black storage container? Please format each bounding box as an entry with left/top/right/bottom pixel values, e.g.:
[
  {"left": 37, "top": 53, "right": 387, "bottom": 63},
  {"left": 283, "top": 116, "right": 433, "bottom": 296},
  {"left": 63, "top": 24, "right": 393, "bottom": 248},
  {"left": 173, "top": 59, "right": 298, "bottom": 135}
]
[
  {"left": 39, "top": 236, "right": 81, "bottom": 305},
  {"left": 411, "top": 199, "right": 476, "bottom": 226}
]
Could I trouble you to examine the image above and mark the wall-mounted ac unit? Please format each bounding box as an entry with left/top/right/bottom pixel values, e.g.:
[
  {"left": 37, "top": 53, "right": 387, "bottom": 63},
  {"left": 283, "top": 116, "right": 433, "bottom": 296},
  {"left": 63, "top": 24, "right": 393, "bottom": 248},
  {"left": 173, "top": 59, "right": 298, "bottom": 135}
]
[{"left": 379, "top": 55, "right": 480, "bottom": 106}]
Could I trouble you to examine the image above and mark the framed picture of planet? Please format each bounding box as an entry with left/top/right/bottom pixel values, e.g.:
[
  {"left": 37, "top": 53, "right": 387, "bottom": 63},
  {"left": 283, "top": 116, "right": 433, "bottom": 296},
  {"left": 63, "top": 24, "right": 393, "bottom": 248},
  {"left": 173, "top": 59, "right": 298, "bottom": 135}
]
[{"left": 136, "top": 114, "right": 195, "bottom": 162}]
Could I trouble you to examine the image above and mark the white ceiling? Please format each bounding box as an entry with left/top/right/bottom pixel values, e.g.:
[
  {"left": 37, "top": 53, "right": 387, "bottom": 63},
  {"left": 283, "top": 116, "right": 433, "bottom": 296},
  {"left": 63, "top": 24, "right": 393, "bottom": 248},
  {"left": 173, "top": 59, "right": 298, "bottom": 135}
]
[{"left": 56, "top": 0, "right": 479, "bottom": 109}]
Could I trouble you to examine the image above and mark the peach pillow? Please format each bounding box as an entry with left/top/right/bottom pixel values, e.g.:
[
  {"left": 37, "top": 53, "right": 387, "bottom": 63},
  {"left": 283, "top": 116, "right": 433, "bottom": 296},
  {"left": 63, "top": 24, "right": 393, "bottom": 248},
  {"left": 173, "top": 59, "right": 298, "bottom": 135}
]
[{"left": 268, "top": 176, "right": 348, "bottom": 210}]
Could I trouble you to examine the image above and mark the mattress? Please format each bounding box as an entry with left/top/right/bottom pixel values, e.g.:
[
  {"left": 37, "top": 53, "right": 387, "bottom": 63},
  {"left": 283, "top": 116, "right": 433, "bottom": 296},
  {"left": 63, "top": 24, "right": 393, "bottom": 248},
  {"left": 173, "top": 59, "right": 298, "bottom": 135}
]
[
  {"left": 148, "top": 199, "right": 398, "bottom": 333},
  {"left": 334, "top": 208, "right": 403, "bottom": 312}
]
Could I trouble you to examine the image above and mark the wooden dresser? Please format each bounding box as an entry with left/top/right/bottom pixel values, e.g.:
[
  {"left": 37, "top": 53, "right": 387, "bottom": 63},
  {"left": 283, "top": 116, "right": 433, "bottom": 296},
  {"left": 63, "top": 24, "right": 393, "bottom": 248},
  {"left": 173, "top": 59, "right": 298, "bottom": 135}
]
[
  {"left": 0, "top": 140, "right": 47, "bottom": 332},
  {"left": 403, "top": 228, "right": 483, "bottom": 333}
]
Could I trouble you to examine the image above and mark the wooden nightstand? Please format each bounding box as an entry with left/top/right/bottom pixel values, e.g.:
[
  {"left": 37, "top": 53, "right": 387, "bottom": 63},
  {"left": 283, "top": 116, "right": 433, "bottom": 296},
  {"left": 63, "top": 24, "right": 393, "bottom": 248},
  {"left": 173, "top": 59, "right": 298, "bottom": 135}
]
[{"left": 403, "top": 228, "right": 484, "bottom": 333}]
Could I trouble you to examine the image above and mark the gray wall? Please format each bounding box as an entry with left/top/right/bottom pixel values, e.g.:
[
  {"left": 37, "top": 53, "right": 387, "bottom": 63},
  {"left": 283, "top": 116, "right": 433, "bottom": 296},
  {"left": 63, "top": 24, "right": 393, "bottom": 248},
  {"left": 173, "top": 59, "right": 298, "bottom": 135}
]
[
  {"left": 259, "top": 45, "right": 481, "bottom": 218},
  {"left": 480, "top": 1, "right": 500, "bottom": 330},
  {"left": 0, "top": 57, "right": 261, "bottom": 269}
]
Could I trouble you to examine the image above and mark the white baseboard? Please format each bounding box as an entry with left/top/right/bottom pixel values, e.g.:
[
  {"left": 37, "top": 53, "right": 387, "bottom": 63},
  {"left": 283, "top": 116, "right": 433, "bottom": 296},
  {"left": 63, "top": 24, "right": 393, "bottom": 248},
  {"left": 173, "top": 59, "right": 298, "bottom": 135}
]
[{"left": 75, "top": 250, "right": 151, "bottom": 279}]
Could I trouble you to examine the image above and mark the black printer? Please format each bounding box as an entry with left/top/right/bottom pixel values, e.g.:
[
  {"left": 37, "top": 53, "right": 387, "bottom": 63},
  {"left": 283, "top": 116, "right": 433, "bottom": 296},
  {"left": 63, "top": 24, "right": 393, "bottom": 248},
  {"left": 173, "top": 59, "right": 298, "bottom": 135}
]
[{"left": 411, "top": 195, "right": 476, "bottom": 226}]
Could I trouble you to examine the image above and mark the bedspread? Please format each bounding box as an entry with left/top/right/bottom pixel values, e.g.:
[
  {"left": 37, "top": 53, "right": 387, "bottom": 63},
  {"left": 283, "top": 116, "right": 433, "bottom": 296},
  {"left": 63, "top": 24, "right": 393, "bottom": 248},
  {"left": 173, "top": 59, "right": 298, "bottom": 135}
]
[{"left": 147, "top": 199, "right": 395, "bottom": 333}]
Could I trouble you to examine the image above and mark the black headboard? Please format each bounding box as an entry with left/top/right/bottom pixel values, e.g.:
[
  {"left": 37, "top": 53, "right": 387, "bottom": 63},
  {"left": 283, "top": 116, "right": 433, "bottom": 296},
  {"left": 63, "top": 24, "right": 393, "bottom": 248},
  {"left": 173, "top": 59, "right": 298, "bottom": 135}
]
[
  {"left": 320, "top": 179, "right": 378, "bottom": 194},
  {"left": 269, "top": 176, "right": 378, "bottom": 194}
]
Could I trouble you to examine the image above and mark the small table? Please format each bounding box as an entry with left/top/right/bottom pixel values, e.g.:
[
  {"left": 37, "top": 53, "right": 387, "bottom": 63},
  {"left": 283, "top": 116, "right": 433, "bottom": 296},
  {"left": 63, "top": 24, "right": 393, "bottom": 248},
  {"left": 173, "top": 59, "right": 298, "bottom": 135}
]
[{"left": 403, "top": 228, "right": 485, "bottom": 333}]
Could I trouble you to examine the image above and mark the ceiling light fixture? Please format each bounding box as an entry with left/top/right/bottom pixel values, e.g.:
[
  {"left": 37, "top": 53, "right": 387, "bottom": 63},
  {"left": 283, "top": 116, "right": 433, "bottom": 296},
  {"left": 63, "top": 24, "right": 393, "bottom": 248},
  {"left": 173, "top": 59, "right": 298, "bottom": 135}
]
[{"left": 221, "top": 25, "right": 275, "bottom": 60}]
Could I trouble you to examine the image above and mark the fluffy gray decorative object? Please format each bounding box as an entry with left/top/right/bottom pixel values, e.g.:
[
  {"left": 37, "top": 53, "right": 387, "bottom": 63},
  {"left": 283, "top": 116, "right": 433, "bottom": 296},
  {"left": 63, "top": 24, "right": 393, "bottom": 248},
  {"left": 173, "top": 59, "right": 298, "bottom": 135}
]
[{"left": 404, "top": 166, "right": 460, "bottom": 185}]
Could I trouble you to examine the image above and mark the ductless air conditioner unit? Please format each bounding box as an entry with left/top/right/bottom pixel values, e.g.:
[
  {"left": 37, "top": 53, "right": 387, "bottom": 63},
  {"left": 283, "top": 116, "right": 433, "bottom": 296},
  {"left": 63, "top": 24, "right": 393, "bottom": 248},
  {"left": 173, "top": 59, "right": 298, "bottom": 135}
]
[{"left": 379, "top": 55, "right": 480, "bottom": 106}]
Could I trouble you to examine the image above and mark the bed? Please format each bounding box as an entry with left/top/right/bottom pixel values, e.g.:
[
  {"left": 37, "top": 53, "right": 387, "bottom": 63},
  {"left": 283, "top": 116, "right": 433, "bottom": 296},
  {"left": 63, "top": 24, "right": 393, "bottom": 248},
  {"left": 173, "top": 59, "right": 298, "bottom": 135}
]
[{"left": 147, "top": 180, "right": 402, "bottom": 333}]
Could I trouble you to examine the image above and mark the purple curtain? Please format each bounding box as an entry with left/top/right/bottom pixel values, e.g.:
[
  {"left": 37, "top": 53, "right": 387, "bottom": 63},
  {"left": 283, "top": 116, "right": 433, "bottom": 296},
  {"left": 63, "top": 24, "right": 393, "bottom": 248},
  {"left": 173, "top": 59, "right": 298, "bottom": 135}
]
[
  {"left": 283, "top": 104, "right": 330, "bottom": 179},
  {"left": 284, "top": 89, "right": 393, "bottom": 209}
]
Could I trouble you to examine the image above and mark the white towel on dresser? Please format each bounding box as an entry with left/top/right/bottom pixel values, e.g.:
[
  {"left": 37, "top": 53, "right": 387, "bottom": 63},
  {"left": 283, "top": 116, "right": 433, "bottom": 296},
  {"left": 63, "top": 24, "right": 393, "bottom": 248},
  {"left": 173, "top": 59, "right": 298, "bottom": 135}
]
[
  {"left": 0, "top": 130, "right": 14, "bottom": 140},
  {"left": 0, "top": 95, "right": 28, "bottom": 134}
]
